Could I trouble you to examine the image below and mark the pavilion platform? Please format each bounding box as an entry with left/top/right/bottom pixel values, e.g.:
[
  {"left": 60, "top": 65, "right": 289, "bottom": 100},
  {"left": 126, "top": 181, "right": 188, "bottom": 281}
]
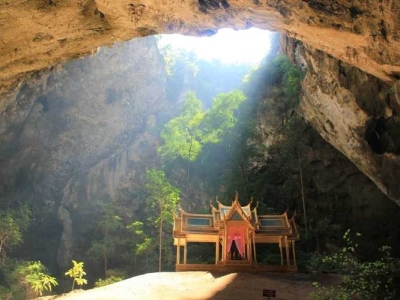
[{"left": 176, "top": 261, "right": 298, "bottom": 273}]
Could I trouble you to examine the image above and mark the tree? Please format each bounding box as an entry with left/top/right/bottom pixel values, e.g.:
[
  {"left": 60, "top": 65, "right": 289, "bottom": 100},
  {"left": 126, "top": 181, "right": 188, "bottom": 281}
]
[
  {"left": 0, "top": 204, "right": 30, "bottom": 263},
  {"left": 158, "top": 92, "right": 204, "bottom": 162},
  {"left": 158, "top": 90, "right": 246, "bottom": 190},
  {"left": 126, "top": 220, "right": 153, "bottom": 274},
  {"left": 65, "top": 260, "right": 87, "bottom": 291},
  {"left": 86, "top": 201, "right": 123, "bottom": 276},
  {"left": 201, "top": 90, "right": 247, "bottom": 144},
  {"left": 145, "top": 170, "right": 180, "bottom": 272}
]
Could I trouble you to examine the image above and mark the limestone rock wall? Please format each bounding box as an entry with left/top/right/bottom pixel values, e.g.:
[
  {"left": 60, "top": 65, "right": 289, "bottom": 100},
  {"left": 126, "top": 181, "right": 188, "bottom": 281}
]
[
  {"left": 253, "top": 54, "right": 400, "bottom": 255},
  {"left": 289, "top": 39, "right": 400, "bottom": 206},
  {"left": 1, "top": 0, "right": 399, "bottom": 95},
  {"left": 0, "top": 36, "right": 167, "bottom": 271}
]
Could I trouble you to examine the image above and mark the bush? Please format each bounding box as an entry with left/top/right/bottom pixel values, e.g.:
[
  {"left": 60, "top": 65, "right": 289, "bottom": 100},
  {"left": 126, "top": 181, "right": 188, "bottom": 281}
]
[
  {"left": 309, "top": 230, "right": 400, "bottom": 300},
  {"left": 0, "top": 285, "right": 12, "bottom": 300},
  {"left": 0, "top": 260, "right": 57, "bottom": 299},
  {"left": 94, "top": 269, "right": 126, "bottom": 287},
  {"left": 94, "top": 276, "right": 124, "bottom": 287},
  {"left": 18, "top": 261, "right": 58, "bottom": 297}
]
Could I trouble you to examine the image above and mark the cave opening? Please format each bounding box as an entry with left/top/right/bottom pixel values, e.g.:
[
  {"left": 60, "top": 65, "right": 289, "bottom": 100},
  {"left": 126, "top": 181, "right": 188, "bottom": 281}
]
[{"left": 158, "top": 27, "right": 272, "bottom": 65}]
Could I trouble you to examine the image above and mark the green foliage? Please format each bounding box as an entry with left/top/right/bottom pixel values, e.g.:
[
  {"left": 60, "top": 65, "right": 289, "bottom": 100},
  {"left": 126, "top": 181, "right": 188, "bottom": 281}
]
[
  {"left": 135, "top": 237, "right": 155, "bottom": 256},
  {"left": 311, "top": 283, "right": 351, "bottom": 300},
  {"left": 145, "top": 169, "right": 180, "bottom": 271},
  {"left": 158, "top": 42, "right": 251, "bottom": 106},
  {"left": 86, "top": 200, "right": 124, "bottom": 275},
  {"left": 94, "top": 269, "right": 125, "bottom": 288},
  {"left": 158, "top": 90, "right": 246, "bottom": 163},
  {"left": 17, "top": 261, "right": 58, "bottom": 297},
  {"left": 0, "top": 285, "right": 12, "bottom": 300},
  {"left": 65, "top": 260, "right": 87, "bottom": 291},
  {"left": 158, "top": 92, "right": 204, "bottom": 162},
  {"left": 0, "top": 204, "right": 30, "bottom": 262},
  {"left": 126, "top": 221, "right": 155, "bottom": 259},
  {"left": 127, "top": 220, "right": 144, "bottom": 236},
  {"left": 0, "top": 260, "right": 57, "bottom": 299},
  {"left": 94, "top": 276, "right": 124, "bottom": 287},
  {"left": 197, "top": 54, "right": 305, "bottom": 204},
  {"left": 273, "top": 54, "right": 304, "bottom": 97},
  {"left": 309, "top": 230, "right": 400, "bottom": 300},
  {"left": 146, "top": 169, "right": 180, "bottom": 226},
  {"left": 86, "top": 197, "right": 151, "bottom": 277},
  {"left": 309, "top": 230, "right": 360, "bottom": 274},
  {"left": 201, "top": 90, "right": 247, "bottom": 144}
]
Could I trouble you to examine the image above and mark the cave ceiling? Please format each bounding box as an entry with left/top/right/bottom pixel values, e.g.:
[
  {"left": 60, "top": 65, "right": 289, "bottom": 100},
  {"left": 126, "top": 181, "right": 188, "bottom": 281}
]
[{"left": 1, "top": 0, "right": 399, "bottom": 93}]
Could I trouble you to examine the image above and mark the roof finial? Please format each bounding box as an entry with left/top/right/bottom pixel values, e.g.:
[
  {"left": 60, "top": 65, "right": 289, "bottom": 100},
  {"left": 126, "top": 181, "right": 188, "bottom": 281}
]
[
  {"left": 234, "top": 191, "right": 239, "bottom": 203},
  {"left": 216, "top": 196, "right": 223, "bottom": 207},
  {"left": 178, "top": 204, "right": 186, "bottom": 214},
  {"left": 210, "top": 198, "right": 217, "bottom": 210}
]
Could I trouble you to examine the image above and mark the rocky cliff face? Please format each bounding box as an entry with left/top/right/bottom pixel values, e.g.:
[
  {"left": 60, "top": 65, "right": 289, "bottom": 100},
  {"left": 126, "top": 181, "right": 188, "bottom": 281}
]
[
  {"left": 0, "top": 36, "right": 167, "bottom": 271},
  {"left": 1, "top": 1, "right": 400, "bottom": 208},
  {"left": 253, "top": 55, "right": 400, "bottom": 256},
  {"left": 281, "top": 37, "right": 400, "bottom": 206},
  {"left": 291, "top": 125, "right": 400, "bottom": 256}
]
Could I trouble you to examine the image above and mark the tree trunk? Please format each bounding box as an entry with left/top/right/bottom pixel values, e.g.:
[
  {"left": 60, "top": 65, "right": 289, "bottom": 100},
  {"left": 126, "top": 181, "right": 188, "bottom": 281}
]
[
  {"left": 187, "top": 134, "right": 193, "bottom": 195},
  {"left": 104, "top": 226, "right": 108, "bottom": 277},
  {"left": 0, "top": 233, "right": 10, "bottom": 263},
  {"left": 103, "top": 249, "right": 107, "bottom": 277},
  {"left": 134, "top": 253, "right": 137, "bottom": 275},
  {"left": 297, "top": 146, "right": 308, "bottom": 238},
  {"left": 158, "top": 200, "right": 164, "bottom": 272},
  {"left": 159, "top": 214, "right": 163, "bottom": 272},
  {"left": 239, "top": 160, "right": 249, "bottom": 201},
  {"left": 0, "top": 239, "right": 4, "bottom": 261}
]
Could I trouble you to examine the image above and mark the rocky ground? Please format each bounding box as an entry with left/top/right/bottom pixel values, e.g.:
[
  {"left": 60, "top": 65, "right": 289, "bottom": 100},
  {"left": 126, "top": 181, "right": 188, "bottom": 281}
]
[{"left": 38, "top": 271, "right": 339, "bottom": 300}]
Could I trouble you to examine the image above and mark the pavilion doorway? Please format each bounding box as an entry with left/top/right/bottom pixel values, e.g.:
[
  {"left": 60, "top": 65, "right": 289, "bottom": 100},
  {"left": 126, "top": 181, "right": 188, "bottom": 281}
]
[{"left": 225, "top": 221, "right": 249, "bottom": 262}]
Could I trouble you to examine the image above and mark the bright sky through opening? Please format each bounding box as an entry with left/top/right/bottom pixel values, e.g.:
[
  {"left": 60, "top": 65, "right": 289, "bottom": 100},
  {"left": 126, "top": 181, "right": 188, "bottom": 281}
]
[{"left": 159, "top": 28, "right": 272, "bottom": 65}]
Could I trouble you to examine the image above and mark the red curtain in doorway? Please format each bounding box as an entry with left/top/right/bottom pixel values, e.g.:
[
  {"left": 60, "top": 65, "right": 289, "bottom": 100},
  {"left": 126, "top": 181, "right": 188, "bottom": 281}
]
[{"left": 226, "top": 224, "right": 247, "bottom": 258}]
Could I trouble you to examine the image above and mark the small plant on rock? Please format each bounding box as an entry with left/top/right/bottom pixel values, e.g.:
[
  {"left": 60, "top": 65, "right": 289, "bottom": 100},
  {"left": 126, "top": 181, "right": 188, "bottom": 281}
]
[
  {"left": 94, "top": 269, "right": 125, "bottom": 288},
  {"left": 65, "top": 260, "right": 87, "bottom": 291},
  {"left": 94, "top": 276, "right": 124, "bottom": 288}
]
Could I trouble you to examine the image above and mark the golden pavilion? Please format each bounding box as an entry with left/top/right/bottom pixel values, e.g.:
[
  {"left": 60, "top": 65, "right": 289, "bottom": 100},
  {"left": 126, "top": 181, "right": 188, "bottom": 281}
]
[{"left": 173, "top": 193, "right": 300, "bottom": 273}]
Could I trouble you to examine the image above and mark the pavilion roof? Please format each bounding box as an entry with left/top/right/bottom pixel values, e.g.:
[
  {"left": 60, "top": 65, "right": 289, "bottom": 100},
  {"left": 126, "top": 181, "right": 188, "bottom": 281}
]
[{"left": 174, "top": 193, "right": 299, "bottom": 240}]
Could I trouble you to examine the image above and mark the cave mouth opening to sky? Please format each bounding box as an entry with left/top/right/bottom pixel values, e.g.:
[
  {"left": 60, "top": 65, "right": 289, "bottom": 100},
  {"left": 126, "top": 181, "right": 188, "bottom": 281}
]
[{"left": 158, "top": 28, "right": 273, "bottom": 65}]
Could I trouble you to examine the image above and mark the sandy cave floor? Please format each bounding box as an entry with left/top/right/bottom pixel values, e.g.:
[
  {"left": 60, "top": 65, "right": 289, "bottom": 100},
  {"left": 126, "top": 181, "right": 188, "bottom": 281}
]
[{"left": 38, "top": 271, "right": 339, "bottom": 300}]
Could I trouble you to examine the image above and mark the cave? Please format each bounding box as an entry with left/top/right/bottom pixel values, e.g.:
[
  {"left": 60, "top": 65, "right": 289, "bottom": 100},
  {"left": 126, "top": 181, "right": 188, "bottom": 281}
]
[{"left": 1, "top": 1, "right": 400, "bottom": 299}]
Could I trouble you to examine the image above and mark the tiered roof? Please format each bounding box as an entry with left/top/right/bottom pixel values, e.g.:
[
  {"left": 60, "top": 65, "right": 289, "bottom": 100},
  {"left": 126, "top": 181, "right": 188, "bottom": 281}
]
[{"left": 173, "top": 193, "right": 299, "bottom": 241}]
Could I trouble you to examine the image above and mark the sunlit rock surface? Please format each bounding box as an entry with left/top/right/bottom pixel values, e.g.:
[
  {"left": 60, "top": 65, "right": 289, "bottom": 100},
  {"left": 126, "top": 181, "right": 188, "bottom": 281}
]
[
  {"left": 39, "top": 272, "right": 326, "bottom": 300},
  {"left": 1, "top": 0, "right": 400, "bottom": 95}
]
